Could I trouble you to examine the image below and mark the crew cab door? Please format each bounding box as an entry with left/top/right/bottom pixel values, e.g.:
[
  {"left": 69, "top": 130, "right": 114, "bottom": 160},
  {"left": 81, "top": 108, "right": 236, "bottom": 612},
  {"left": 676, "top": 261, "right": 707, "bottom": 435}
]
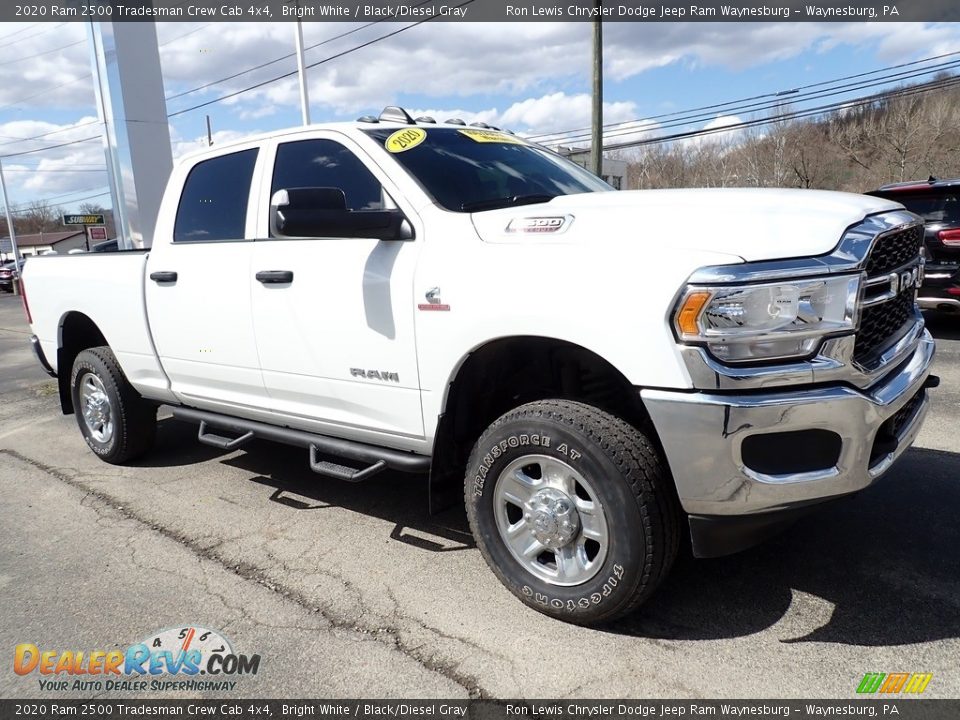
[
  {"left": 145, "top": 144, "right": 270, "bottom": 412},
  {"left": 249, "top": 134, "right": 424, "bottom": 445}
]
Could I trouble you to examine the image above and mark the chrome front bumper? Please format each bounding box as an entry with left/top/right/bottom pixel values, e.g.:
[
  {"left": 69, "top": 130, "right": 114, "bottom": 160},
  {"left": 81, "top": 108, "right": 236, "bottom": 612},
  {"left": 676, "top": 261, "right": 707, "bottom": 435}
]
[
  {"left": 917, "top": 296, "right": 960, "bottom": 311},
  {"left": 642, "top": 330, "right": 935, "bottom": 517}
]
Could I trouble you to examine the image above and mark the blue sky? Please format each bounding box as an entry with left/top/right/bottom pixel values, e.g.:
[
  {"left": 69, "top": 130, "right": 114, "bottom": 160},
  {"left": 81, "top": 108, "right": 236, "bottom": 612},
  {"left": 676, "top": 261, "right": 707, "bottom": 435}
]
[{"left": 0, "top": 20, "right": 958, "bottom": 214}]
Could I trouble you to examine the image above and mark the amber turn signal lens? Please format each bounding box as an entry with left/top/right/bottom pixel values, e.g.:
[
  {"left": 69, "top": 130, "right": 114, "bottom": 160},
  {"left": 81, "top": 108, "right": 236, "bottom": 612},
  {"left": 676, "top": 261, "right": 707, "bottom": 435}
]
[{"left": 676, "top": 291, "right": 711, "bottom": 336}]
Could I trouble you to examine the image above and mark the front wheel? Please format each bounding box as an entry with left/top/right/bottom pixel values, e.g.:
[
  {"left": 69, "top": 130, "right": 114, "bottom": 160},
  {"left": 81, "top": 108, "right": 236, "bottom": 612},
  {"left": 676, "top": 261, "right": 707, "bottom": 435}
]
[
  {"left": 465, "top": 400, "right": 680, "bottom": 625},
  {"left": 71, "top": 346, "right": 157, "bottom": 464}
]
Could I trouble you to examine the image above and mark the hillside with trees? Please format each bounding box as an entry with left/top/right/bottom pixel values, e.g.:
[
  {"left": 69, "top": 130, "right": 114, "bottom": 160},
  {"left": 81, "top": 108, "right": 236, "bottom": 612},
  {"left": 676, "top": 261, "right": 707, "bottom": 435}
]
[{"left": 621, "top": 75, "right": 960, "bottom": 193}]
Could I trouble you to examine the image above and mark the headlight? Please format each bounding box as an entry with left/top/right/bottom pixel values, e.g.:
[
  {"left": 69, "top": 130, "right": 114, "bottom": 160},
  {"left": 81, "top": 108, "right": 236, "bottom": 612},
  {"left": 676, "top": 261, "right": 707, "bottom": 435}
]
[{"left": 674, "top": 274, "right": 861, "bottom": 363}]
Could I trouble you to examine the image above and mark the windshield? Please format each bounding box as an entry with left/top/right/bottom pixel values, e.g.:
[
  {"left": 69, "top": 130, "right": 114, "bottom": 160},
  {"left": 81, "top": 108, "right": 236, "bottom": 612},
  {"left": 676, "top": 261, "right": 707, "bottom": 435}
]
[{"left": 365, "top": 127, "right": 612, "bottom": 212}]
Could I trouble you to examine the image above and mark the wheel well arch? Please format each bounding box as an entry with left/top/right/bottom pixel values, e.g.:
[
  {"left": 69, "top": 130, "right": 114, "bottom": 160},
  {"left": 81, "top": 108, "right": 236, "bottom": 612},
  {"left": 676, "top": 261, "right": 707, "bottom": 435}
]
[
  {"left": 56, "top": 312, "right": 109, "bottom": 415},
  {"left": 428, "top": 335, "right": 656, "bottom": 513}
]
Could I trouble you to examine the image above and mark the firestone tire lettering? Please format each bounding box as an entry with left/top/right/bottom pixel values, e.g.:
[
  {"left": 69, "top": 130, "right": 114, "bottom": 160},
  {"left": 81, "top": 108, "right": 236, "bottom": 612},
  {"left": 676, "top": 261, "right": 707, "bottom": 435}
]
[{"left": 464, "top": 400, "right": 681, "bottom": 625}]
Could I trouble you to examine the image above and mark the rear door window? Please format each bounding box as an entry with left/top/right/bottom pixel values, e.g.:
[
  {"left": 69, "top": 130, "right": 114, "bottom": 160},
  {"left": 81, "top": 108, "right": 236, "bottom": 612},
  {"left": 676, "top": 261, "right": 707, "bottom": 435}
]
[{"left": 174, "top": 148, "right": 258, "bottom": 242}]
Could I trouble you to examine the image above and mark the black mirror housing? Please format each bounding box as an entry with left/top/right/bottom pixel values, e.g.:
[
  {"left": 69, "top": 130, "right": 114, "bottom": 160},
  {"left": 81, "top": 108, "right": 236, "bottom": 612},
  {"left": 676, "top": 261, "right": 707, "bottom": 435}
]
[{"left": 271, "top": 187, "right": 413, "bottom": 241}]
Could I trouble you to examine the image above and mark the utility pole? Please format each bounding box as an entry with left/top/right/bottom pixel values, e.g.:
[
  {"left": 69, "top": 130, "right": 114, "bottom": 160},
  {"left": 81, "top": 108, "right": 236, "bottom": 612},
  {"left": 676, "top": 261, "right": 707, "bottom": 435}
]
[
  {"left": 294, "top": 20, "right": 311, "bottom": 126},
  {"left": 590, "top": 1, "right": 603, "bottom": 178},
  {"left": 0, "top": 159, "right": 21, "bottom": 265},
  {"left": 206, "top": 115, "right": 214, "bottom": 147}
]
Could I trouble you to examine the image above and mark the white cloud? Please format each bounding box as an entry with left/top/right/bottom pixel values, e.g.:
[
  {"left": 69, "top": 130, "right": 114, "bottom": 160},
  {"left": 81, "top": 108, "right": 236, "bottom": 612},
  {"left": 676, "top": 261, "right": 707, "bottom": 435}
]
[
  {"left": 498, "top": 92, "right": 646, "bottom": 148},
  {"left": 402, "top": 93, "right": 654, "bottom": 150},
  {"left": 0, "top": 23, "right": 94, "bottom": 113},
  {"left": 0, "top": 117, "right": 107, "bottom": 206},
  {"left": 170, "top": 126, "right": 260, "bottom": 160},
  {"left": 2, "top": 19, "right": 959, "bottom": 210}
]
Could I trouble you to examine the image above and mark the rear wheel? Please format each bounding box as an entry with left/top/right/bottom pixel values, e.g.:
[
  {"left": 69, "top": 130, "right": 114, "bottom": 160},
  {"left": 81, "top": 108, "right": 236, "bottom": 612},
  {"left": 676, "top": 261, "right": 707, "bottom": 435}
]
[
  {"left": 465, "top": 399, "right": 680, "bottom": 625},
  {"left": 71, "top": 346, "right": 156, "bottom": 464}
]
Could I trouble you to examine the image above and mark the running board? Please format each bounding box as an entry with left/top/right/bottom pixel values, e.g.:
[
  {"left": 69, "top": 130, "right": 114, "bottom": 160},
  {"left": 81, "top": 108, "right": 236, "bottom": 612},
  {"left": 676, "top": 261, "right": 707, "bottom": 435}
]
[
  {"left": 309, "top": 448, "right": 386, "bottom": 482},
  {"left": 198, "top": 421, "right": 254, "bottom": 450},
  {"left": 166, "top": 406, "right": 430, "bottom": 478}
]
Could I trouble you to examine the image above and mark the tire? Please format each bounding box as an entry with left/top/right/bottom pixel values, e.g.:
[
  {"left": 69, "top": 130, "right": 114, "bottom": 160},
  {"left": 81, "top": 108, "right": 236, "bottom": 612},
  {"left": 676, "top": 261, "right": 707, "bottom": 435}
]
[
  {"left": 465, "top": 399, "right": 680, "bottom": 625},
  {"left": 70, "top": 346, "right": 156, "bottom": 464}
]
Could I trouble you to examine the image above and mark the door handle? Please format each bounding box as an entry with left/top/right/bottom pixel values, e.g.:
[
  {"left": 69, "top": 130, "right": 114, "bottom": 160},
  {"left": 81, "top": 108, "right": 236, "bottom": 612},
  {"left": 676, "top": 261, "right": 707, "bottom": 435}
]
[
  {"left": 256, "top": 270, "right": 294, "bottom": 284},
  {"left": 149, "top": 271, "right": 178, "bottom": 283}
]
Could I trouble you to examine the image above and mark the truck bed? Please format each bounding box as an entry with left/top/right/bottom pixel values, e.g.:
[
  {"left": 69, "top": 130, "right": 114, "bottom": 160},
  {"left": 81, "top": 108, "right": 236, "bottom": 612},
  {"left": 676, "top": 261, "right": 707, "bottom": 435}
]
[{"left": 22, "top": 251, "right": 172, "bottom": 399}]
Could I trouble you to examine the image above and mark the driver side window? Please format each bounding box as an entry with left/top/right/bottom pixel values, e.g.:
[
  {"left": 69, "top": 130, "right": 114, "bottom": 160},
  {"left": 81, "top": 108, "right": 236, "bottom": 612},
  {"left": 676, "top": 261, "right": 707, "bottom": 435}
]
[{"left": 271, "top": 139, "right": 384, "bottom": 221}]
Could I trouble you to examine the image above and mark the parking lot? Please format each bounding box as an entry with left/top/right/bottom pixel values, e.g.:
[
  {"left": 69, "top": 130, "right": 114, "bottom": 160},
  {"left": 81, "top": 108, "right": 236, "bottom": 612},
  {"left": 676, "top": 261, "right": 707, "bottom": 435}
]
[{"left": 1, "top": 291, "right": 958, "bottom": 699}]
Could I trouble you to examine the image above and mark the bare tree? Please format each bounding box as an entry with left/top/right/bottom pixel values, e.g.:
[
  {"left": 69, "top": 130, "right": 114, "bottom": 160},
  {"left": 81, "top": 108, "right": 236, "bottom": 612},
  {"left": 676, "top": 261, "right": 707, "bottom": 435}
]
[
  {"left": 77, "top": 202, "right": 116, "bottom": 238},
  {"left": 16, "top": 200, "right": 62, "bottom": 234},
  {"left": 623, "top": 76, "right": 960, "bottom": 193}
]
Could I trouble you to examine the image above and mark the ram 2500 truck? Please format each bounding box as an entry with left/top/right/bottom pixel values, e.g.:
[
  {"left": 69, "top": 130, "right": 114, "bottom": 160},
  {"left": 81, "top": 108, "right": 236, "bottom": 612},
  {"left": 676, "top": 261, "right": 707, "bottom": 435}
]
[{"left": 21, "top": 108, "right": 937, "bottom": 624}]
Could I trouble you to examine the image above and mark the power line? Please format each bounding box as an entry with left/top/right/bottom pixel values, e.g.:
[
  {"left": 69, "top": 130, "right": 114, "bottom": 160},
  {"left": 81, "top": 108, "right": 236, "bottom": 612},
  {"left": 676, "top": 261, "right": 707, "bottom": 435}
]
[
  {"left": 0, "top": 26, "right": 206, "bottom": 113},
  {"left": 0, "top": 21, "right": 205, "bottom": 114},
  {"left": 7, "top": 163, "right": 106, "bottom": 169},
  {"left": 602, "top": 72, "right": 960, "bottom": 152},
  {"left": 550, "top": 58, "right": 960, "bottom": 147},
  {"left": 0, "top": 23, "right": 66, "bottom": 50},
  {"left": 0, "top": 136, "right": 101, "bottom": 160},
  {"left": 2, "top": 185, "right": 108, "bottom": 210},
  {"left": 0, "top": 75, "right": 91, "bottom": 113},
  {"left": 168, "top": 0, "right": 473, "bottom": 118},
  {"left": 529, "top": 48, "right": 960, "bottom": 142},
  {"left": 166, "top": 2, "right": 433, "bottom": 102},
  {"left": 2, "top": 168, "right": 106, "bottom": 173},
  {"left": 529, "top": 51, "right": 960, "bottom": 145},
  {"left": 34, "top": 185, "right": 109, "bottom": 202},
  {"left": 2, "top": 191, "right": 110, "bottom": 216},
  {"left": 0, "top": 23, "right": 38, "bottom": 43},
  {"left": 0, "top": 120, "right": 100, "bottom": 149},
  {"left": 158, "top": 23, "right": 213, "bottom": 48},
  {"left": 0, "top": 38, "right": 84, "bottom": 69}
]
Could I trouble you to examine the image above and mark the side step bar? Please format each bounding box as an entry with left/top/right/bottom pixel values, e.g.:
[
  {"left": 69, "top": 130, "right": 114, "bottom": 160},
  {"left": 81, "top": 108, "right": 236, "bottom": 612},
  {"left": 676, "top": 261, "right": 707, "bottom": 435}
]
[{"left": 166, "top": 406, "right": 430, "bottom": 480}]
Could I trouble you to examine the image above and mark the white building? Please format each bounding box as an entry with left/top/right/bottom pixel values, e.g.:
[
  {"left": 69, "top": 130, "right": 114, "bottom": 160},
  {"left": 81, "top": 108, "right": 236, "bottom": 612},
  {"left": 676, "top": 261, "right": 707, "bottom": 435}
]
[{"left": 557, "top": 147, "right": 628, "bottom": 190}]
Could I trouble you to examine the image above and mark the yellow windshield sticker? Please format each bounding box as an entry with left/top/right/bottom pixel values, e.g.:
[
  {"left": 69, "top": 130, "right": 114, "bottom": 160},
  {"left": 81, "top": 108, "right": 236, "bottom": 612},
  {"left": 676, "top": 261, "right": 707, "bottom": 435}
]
[
  {"left": 457, "top": 129, "right": 524, "bottom": 145},
  {"left": 385, "top": 128, "right": 426, "bottom": 153}
]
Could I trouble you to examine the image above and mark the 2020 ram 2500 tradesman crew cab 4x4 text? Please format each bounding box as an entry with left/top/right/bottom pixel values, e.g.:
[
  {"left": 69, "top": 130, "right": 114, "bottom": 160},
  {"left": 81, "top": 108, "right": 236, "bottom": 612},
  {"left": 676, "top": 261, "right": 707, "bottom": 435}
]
[{"left": 22, "top": 110, "right": 937, "bottom": 624}]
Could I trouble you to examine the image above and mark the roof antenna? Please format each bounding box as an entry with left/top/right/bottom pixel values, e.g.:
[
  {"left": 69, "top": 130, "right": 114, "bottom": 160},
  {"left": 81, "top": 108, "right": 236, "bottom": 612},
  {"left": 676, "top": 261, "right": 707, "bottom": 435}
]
[{"left": 928, "top": 175, "right": 938, "bottom": 183}]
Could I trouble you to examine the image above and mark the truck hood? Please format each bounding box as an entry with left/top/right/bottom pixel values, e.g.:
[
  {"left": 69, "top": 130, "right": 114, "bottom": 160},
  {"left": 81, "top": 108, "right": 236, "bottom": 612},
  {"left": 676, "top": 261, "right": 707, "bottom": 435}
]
[{"left": 470, "top": 188, "right": 903, "bottom": 262}]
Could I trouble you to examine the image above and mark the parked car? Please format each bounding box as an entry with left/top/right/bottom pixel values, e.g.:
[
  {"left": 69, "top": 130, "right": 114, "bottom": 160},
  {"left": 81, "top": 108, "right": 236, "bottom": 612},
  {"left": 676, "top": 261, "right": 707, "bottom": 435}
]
[
  {"left": 0, "top": 258, "right": 25, "bottom": 292},
  {"left": 867, "top": 177, "right": 960, "bottom": 314},
  {"left": 20, "top": 109, "right": 937, "bottom": 624},
  {"left": 91, "top": 238, "right": 118, "bottom": 252}
]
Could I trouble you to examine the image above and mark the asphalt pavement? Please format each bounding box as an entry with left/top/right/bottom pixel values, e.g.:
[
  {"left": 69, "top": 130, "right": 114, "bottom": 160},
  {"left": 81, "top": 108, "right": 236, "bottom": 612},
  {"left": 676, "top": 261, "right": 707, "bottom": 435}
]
[{"left": 1, "top": 292, "right": 958, "bottom": 699}]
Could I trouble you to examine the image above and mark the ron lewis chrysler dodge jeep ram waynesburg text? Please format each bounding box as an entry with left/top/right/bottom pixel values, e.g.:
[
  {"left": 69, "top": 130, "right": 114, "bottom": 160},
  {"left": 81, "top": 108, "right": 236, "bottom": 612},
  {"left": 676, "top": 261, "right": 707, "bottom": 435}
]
[{"left": 21, "top": 108, "right": 938, "bottom": 625}]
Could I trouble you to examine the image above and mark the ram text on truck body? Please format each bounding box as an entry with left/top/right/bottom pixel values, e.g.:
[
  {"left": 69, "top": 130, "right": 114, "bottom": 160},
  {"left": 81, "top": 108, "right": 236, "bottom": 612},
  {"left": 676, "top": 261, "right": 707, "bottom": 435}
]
[{"left": 20, "top": 110, "right": 937, "bottom": 624}]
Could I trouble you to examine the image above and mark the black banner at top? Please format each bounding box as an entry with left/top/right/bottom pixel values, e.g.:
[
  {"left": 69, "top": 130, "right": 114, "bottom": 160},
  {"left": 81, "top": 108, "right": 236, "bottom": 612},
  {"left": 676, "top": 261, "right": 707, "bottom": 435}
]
[
  {"left": 3, "top": 0, "right": 959, "bottom": 23},
  {"left": 1, "top": 700, "right": 960, "bottom": 720}
]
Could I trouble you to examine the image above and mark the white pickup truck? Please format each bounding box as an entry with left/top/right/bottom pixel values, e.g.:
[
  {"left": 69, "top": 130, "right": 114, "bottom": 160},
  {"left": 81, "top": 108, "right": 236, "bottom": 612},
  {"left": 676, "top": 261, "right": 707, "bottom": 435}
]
[{"left": 22, "top": 107, "right": 937, "bottom": 624}]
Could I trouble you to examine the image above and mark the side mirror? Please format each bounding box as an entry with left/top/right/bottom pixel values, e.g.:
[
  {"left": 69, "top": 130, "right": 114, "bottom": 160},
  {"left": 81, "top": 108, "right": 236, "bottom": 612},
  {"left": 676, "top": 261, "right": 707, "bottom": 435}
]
[{"left": 271, "top": 187, "right": 413, "bottom": 241}]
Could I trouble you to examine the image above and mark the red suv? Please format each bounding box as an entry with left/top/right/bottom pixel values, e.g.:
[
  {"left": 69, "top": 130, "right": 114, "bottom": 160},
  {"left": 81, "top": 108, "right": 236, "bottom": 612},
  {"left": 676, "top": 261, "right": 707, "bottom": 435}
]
[{"left": 868, "top": 177, "right": 960, "bottom": 314}]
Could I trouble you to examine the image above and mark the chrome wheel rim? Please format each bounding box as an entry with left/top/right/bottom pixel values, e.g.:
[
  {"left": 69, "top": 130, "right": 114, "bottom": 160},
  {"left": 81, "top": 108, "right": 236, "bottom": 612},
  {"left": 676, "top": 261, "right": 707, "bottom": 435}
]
[
  {"left": 79, "top": 372, "right": 114, "bottom": 444},
  {"left": 493, "top": 454, "right": 609, "bottom": 586}
]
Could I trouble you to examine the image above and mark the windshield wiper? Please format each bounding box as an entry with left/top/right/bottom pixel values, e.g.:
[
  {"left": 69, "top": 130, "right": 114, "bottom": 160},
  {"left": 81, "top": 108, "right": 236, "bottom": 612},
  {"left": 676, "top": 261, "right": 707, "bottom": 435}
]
[{"left": 460, "top": 194, "right": 557, "bottom": 213}]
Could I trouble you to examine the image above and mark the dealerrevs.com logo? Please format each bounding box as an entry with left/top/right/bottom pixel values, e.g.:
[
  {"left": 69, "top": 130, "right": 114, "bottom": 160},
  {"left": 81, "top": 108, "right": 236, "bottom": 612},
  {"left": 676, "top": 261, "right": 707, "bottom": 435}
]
[{"left": 14, "top": 626, "right": 261, "bottom": 693}]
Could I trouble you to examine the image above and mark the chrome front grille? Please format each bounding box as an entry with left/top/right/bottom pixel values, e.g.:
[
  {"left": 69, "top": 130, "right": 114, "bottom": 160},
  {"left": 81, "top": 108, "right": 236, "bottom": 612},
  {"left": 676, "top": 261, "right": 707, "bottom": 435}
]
[
  {"left": 864, "top": 224, "right": 924, "bottom": 276},
  {"left": 854, "top": 224, "right": 925, "bottom": 368}
]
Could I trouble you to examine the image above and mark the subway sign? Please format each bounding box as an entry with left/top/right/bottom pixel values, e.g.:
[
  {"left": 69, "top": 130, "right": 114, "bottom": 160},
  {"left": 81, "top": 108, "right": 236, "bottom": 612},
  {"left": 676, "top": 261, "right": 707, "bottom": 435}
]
[{"left": 62, "top": 214, "right": 105, "bottom": 226}]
